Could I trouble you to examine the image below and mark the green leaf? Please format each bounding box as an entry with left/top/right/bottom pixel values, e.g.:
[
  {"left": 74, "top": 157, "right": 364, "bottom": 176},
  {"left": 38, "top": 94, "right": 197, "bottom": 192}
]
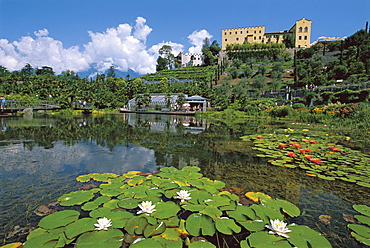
[
  {"left": 215, "top": 218, "right": 241, "bottom": 235},
  {"left": 182, "top": 204, "right": 206, "bottom": 212},
  {"left": 182, "top": 166, "right": 201, "bottom": 173},
  {"left": 227, "top": 205, "right": 256, "bottom": 222},
  {"left": 130, "top": 238, "right": 164, "bottom": 248},
  {"left": 238, "top": 220, "right": 265, "bottom": 232},
  {"left": 117, "top": 198, "right": 139, "bottom": 209},
  {"left": 152, "top": 201, "right": 180, "bottom": 219},
  {"left": 58, "top": 191, "right": 95, "bottom": 206},
  {"left": 89, "top": 207, "right": 111, "bottom": 218},
  {"left": 188, "top": 240, "right": 216, "bottom": 248},
  {"left": 82, "top": 201, "right": 100, "bottom": 211},
  {"left": 185, "top": 213, "right": 215, "bottom": 236},
  {"left": 160, "top": 227, "right": 181, "bottom": 241},
  {"left": 348, "top": 224, "right": 370, "bottom": 239},
  {"left": 350, "top": 231, "right": 370, "bottom": 246},
  {"left": 204, "top": 195, "right": 231, "bottom": 207},
  {"left": 38, "top": 210, "right": 80, "bottom": 230},
  {"left": 355, "top": 215, "right": 370, "bottom": 226},
  {"left": 143, "top": 222, "right": 166, "bottom": 238},
  {"left": 23, "top": 233, "right": 59, "bottom": 248},
  {"left": 152, "top": 235, "right": 183, "bottom": 248},
  {"left": 354, "top": 205, "right": 370, "bottom": 217},
  {"left": 246, "top": 231, "right": 284, "bottom": 247},
  {"left": 261, "top": 198, "right": 301, "bottom": 217},
  {"left": 125, "top": 216, "right": 148, "bottom": 235},
  {"left": 127, "top": 176, "right": 146, "bottom": 186},
  {"left": 100, "top": 182, "right": 125, "bottom": 189},
  {"left": 103, "top": 199, "right": 120, "bottom": 209},
  {"left": 64, "top": 218, "right": 96, "bottom": 239},
  {"left": 100, "top": 188, "right": 124, "bottom": 197},
  {"left": 288, "top": 224, "right": 332, "bottom": 248},
  {"left": 200, "top": 206, "right": 222, "bottom": 220},
  {"left": 75, "top": 228, "right": 124, "bottom": 248}
]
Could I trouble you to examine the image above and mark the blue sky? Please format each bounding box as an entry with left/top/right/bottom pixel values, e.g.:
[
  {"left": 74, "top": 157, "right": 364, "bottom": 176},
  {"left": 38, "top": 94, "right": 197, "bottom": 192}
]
[{"left": 0, "top": 0, "right": 369, "bottom": 75}]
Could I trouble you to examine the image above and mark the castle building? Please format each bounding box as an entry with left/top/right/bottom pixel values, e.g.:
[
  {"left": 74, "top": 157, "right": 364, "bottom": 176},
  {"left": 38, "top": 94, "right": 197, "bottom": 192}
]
[
  {"left": 221, "top": 18, "right": 312, "bottom": 50},
  {"left": 177, "top": 53, "right": 204, "bottom": 67}
]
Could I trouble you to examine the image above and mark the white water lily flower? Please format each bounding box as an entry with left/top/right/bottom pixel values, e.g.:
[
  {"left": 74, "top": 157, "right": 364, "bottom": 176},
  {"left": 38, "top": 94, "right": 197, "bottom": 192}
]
[
  {"left": 265, "top": 219, "right": 291, "bottom": 238},
  {"left": 94, "top": 217, "right": 112, "bottom": 230},
  {"left": 175, "top": 190, "right": 192, "bottom": 202},
  {"left": 137, "top": 201, "right": 156, "bottom": 214}
]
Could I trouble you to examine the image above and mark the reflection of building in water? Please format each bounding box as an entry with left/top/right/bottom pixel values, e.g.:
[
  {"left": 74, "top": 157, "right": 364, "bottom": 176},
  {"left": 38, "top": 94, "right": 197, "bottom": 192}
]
[
  {"left": 125, "top": 113, "right": 209, "bottom": 134},
  {"left": 127, "top": 93, "right": 208, "bottom": 112}
]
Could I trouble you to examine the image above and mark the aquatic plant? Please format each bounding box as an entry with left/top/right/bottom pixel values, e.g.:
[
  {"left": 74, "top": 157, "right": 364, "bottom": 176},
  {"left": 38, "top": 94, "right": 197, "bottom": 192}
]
[
  {"left": 5, "top": 167, "right": 332, "bottom": 248},
  {"left": 348, "top": 204, "right": 370, "bottom": 246},
  {"left": 241, "top": 129, "right": 370, "bottom": 187}
]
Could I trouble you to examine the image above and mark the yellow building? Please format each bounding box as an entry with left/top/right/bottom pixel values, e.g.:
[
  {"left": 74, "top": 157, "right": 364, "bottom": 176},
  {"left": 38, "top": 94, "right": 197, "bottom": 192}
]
[{"left": 221, "top": 17, "right": 312, "bottom": 50}]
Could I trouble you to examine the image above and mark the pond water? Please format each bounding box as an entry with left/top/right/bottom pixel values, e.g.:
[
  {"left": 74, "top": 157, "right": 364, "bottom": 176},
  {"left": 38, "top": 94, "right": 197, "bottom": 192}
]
[{"left": 0, "top": 113, "right": 369, "bottom": 247}]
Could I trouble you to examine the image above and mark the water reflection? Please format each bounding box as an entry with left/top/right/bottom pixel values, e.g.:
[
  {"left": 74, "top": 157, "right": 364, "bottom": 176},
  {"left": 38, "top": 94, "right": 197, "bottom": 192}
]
[{"left": 0, "top": 114, "right": 368, "bottom": 247}]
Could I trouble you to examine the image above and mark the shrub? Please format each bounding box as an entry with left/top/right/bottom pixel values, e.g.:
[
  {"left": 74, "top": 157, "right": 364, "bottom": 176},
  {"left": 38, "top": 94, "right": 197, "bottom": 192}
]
[
  {"left": 292, "top": 103, "right": 305, "bottom": 109},
  {"left": 268, "top": 106, "right": 293, "bottom": 117}
]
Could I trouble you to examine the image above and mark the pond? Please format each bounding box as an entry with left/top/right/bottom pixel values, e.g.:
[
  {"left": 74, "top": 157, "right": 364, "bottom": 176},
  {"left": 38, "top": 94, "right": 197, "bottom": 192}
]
[{"left": 0, "top": 113, "right": 369, "bottom": 247}]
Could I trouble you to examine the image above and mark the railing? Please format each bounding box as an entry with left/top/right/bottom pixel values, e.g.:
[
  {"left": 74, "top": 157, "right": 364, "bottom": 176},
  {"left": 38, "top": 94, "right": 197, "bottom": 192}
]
[{"left": 1, "top": 100, "right": 61, "bottom": 110}]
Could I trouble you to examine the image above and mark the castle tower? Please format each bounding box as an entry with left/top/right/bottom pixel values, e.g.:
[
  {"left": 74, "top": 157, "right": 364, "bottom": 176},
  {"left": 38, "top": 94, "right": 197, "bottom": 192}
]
[{"left": 290, "top": 17, "right": 312, "bottom": 48}]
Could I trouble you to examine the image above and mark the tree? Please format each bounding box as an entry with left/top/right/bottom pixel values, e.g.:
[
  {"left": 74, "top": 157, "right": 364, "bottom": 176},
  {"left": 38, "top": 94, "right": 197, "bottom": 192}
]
[
  {"left": 202, "top": 38, "right": 221, "bottom": 66},
  {"left": 252, "top": 74, "right": 266, "bottom": 89},
  {"left": 107, "top": 65, "right": 116, "bottom": 78},
  {"left": 21, "top": 63, "right": 34, "bottom": 76},
  {"left": 158, "top": 45, "right": 174, "bottom": 69},
  {"left": 282, "top": 35, "right": 295, "bottom": 48},
  {"left": 35, "top": 66, "right": 55, "bottom": 76},
  {"left": 156, "top": 56, "right": 167, "bottom": 71}
]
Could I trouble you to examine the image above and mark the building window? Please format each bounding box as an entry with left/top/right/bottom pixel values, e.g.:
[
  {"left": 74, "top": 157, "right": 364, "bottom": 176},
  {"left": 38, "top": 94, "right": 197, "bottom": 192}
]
[
  {"left": 246, "top": 31, "right": 249, "bottom": 33},
  {"left": 254, "top": 37, "right": 256, "bottom": 40},
  {"left": 235, "top": 31, "right": 237, "bottom": 34},
  {"left": 304, "top": 36, "right": 307, "bottom": 40},
  {"left": 299, "top": 27, "right": 303, "bottom": 32},
  {"left": 240, "top": 31, "right": 242, "bottom": 34},
  {"left": 224, "top": 32, "right": 227, "bottom": 35},
  {"left": 225, "top": 39, "right": 227, "bottom": 41},
  {"left": 230, "top": 32, "right": 232, "bottom": 35},
  {"left": 299, "top": 36, "right": 302, "bottom": 40},
  {"left": 304, "top": 27, "right": 308, "bottom": 32},
  {"left": 259, "top": 36, "right": 262, "bottom": 39},
  {"left": 259, "top": 30, "right": 262, "bottom": 33},
  {"left": 236, "top": 38, "right": 239, "bottom": 41},
  {"left": 254, "top": 31, "right": 256, "bottom": 33}
]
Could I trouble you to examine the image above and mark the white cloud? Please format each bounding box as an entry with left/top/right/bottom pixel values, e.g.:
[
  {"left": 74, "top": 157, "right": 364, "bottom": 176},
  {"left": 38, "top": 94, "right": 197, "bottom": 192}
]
[
  {"left": 0, "top": 17, "right": 209, "bottom": 75},
  {"left": 187, "top": 29, "right": 213, "bottom": 54},
  {"left": 34, "top": 28, "right": 49, "bottom": 37}
]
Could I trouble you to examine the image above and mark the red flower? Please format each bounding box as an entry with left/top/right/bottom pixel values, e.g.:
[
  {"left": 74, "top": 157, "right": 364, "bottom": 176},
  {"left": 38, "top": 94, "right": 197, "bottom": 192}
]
[
  {"left": 304, "top": 155, "right": 313, "bottom": 160},
  {"left": 287, "top": 152, "right": 296, "bottom": 157},
  {"left": 302, "top": 139, "right": 309, "bottom": 143},
  {"left": 257, "top": 136, "right": 263, "bottom": 139},
  {"left": 333, "top": 148, "right": 341, "bottom": 152},
  {"left": 299, "top": 149, "right": 307, "bottom": 153},
  {"left": 279, "top": 143, "right": 287, "bottom": 148},
  {"left": 289, "top": 142, "right": 296, "bottom": 146},
  {"left": 328, "top": 146, "right": 335, "bottom": 150},
  {"left": 310, "top": 140, "right": 317, "bottom": 144},
  {"left": 304, "top": 148, "right": 312, "bottom": 152},
  {"left": 293, "top": 143, "right": 302, "bottom": 149},
  {"left": 310, "top": 158, "right": 321, "bottom": 164}
]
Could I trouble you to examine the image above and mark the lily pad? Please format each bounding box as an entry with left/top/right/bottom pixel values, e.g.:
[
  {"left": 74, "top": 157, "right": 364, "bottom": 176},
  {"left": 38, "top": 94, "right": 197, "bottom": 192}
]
[
  {"left": 185, "top": 213, "right": 215, "bottom": 236},
  {"left": 58, "top": 191, "right": 95, "bottom": 206},
  {"left": 245, "top": 192, "right": 272, "bottom": 202},
  {"left": 188, "top": 240, "right": 216, "bottom": 248},
  {"left": 215, "top": 218, "right": 241, "bottom": 235},
  {"left": 75, "top": 228, "right": 124, "bottom": 248},
  {"left": 38, "top": 210, "right": 80, "bottom": 230}
]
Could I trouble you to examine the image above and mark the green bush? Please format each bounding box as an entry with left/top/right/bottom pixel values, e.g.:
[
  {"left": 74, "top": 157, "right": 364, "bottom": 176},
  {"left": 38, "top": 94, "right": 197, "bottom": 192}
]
[
  {"left": 292, "top": 103, "right": 306, "bottom": 109},
  {"left": 268, "top": 106, "right": 293, "bottom": 117}
]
